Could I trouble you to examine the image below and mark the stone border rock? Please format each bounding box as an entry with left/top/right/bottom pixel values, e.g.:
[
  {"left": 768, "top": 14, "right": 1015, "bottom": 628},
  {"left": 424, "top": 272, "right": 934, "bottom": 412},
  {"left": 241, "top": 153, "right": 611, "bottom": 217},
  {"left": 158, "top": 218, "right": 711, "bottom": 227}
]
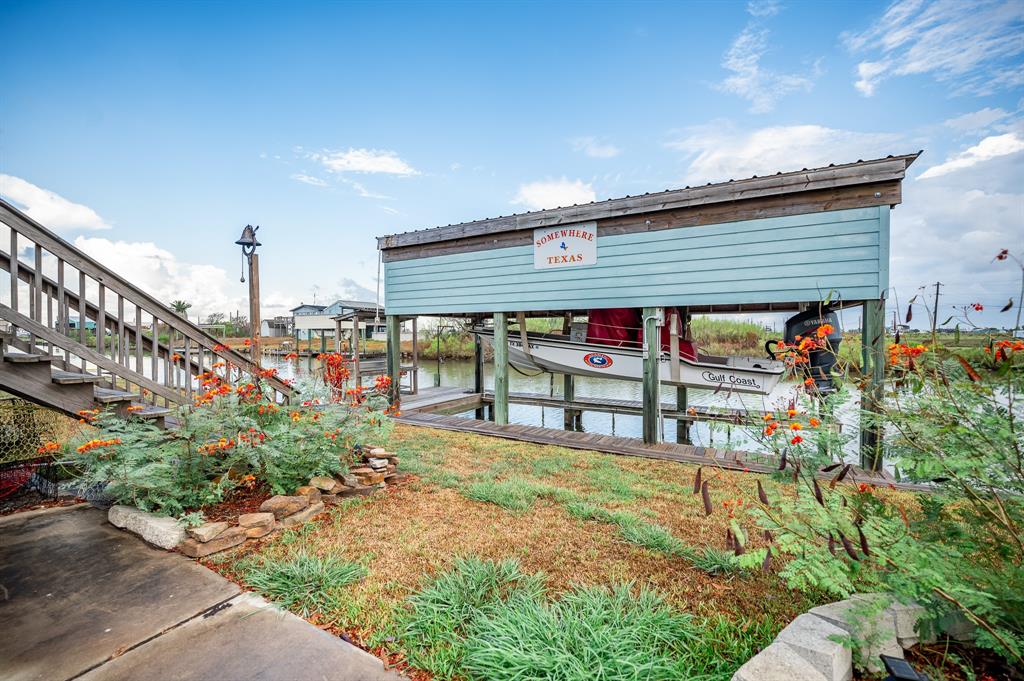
[
  {"left": 107, "top": 445, "right": 406, "bottom": 558},
  {"left": 731, "top": 593, "right": 968, "bottom": 681}
]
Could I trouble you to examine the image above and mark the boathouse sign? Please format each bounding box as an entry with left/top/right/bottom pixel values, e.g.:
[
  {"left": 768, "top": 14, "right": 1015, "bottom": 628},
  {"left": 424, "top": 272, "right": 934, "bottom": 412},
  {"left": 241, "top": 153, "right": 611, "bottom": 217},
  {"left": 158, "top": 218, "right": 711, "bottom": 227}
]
[{"left": 533, "top": 222, "right": 597, "bottom": 270}]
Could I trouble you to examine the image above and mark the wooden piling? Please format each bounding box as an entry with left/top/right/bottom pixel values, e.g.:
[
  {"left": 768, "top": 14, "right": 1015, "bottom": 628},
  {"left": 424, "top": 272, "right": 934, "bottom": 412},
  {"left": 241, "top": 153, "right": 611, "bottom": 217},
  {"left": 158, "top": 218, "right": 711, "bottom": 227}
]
[
  {"left": 386, "top": 315, "right": 401, "bottom": 405},
  {"left": 860, "top": 298, "right": 885, "bottom": 470},
  {"left": 642, "top": 306, "right": 662, "bottom": 445},
  {"left": 493, "top": 312, "right": 509, "bottom": 426}
]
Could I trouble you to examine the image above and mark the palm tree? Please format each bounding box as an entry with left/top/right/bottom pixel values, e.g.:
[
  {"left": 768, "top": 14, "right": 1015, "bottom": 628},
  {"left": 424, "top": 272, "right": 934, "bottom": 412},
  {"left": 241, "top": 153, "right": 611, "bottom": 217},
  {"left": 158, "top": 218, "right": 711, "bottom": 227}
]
[
  {"left": 169, "top": 300, "right": 192, "bottom": 349},
  {"left": 170, "top": 300, "right": 192, "bottom": 319}
]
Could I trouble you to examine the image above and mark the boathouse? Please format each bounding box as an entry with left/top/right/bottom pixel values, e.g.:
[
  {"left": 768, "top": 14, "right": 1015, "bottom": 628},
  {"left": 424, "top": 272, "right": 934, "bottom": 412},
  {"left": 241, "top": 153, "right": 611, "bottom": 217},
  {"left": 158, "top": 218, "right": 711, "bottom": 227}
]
[{"left": 377, "top": 154, "right": 920, "bottom": 469}]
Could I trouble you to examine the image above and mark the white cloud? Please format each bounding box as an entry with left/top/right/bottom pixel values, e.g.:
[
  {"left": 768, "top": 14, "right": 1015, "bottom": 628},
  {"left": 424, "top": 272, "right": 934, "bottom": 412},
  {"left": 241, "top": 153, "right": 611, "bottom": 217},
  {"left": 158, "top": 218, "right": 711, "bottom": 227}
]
[
  {"left": 918, "top": 132, "right": 1024, "bottom": 178},
  {"left": 570, "top": 136, "right": 621, "bottom": 158},
  {"left": 512, "top": 178, "right": 596, "bottom": 211},
  {"left": 944, "top": 107, "right": 1010, "bottom": 133},
  {"left": 0, "top": 174, "right": 110, "bottom": 231},
  {"left": 348, "top": 180, "right": 392, "bottom": 200},
  {"left": 746, "top": 0, "right": 781, "bottom": 17},
  {"left": 666, "top": 122, "right": 901, "bottom": 183},
  {"left": 890, "top": 152, "right": 1023, "bottom": 326},
  {"left": 290, "top": 173, "right": 329, "bottom": 187},
  {"left": 843, "top": 0, "right": 1024, "bottom": 97},
  {"left": 716, "top": 26, "right": 818, "bottom": 113},
  {"left": 854, "top": 60, "right": 889, "bottom": 96},
  {"left": 74, "top": 236, "right": 244, "bottom": 319},
  {"left": 311, "top": 148, "right": 419, "bottom": 176}
]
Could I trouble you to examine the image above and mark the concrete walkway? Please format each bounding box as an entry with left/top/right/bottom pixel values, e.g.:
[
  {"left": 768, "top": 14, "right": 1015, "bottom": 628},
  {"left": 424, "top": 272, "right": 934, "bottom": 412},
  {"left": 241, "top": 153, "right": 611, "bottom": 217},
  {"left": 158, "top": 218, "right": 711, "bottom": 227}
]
[{"left": 0, "top": 505, "right": 403, "bottom": 681}]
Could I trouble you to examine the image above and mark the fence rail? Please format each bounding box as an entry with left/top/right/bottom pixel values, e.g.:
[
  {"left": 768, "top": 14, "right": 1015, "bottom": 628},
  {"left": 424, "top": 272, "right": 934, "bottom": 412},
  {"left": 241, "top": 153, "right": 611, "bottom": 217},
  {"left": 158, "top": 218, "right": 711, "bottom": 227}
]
[{"left": 0, "top": 199, "right": 293, "bottom": 408}]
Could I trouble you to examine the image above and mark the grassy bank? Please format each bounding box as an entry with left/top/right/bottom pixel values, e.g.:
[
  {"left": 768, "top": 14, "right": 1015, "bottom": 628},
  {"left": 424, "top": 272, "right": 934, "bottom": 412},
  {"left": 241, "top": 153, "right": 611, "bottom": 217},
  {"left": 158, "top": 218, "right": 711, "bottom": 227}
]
[{"left": 203, "top": 424, "right": 924, "bottom": 679}]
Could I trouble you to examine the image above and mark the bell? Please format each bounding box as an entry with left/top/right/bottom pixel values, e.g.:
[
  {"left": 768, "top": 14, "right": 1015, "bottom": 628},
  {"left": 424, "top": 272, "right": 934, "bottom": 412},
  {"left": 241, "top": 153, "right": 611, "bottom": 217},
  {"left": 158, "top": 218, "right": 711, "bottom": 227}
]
[{"left": 235, "top": 225, "right": 262, "bottom": 251}]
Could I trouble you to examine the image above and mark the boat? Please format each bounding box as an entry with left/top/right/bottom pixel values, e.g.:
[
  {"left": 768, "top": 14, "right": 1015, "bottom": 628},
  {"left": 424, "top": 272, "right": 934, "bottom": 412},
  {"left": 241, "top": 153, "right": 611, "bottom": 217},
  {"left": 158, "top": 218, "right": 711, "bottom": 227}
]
[{"left": 474, "top": 327, "right": 787, "bottom": 396}]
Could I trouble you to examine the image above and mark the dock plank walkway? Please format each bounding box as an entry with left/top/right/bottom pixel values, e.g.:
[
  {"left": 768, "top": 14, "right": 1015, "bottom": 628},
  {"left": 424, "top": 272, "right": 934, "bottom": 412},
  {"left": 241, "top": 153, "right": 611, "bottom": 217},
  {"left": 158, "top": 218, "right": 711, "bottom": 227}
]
[{"left": 394, "top": 411, "right": 925, "bottom": 489}]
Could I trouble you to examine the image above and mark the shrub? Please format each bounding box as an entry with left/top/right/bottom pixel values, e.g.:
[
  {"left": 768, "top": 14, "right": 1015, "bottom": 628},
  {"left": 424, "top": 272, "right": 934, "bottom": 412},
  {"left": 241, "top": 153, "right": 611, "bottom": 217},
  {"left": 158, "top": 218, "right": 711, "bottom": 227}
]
[
  {"left": 68, "top": 360, "right": 394, "bottom": 514},
  {"left": 734, "top": 339, "right": 1024, "bottom": 667}
]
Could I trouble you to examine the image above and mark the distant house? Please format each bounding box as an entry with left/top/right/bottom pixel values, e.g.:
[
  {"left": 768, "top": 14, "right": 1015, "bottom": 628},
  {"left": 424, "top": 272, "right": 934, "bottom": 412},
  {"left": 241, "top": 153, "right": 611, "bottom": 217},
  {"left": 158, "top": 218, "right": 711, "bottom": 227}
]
[
  {"left": 260, "top": 316, "right": 292, "bottom": 338},
  {"left": 290, "top": 300, "right": 386, "bottom": 340},
  {"left": 68, "top": 317, "right": 97, "bottom": 331}
]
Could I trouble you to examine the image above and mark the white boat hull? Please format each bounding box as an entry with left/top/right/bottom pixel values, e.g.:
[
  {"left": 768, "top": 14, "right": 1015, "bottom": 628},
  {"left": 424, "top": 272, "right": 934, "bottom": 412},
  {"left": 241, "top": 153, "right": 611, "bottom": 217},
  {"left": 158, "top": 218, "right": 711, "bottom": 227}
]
[{"left": 476, "top": 330, "right": 786, "bottom": 395}]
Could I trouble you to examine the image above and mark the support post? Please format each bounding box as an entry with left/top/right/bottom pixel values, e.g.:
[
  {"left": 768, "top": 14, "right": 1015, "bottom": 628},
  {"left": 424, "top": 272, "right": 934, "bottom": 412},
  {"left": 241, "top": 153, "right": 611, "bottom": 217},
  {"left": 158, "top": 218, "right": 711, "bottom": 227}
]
[
  {"left": 411, "top": 317, "right": 419, "bottom": 395},
  {"left": 386, "top": 315, "right": 401, "bottom": 405},
  {"left": 675, "top": 308, "right": 691, "bottom": 444},
  {"left": 642, "top": 306, "right": 662, "bottom": 445},
  {"left": 248, "top": 253, "right": 260, "bottom": 361},
  {"left": 474, "top": 330, "right": 485, "bottom": 419},
  {"left": 860, "top": 298, "right": 885, "bottom": 470},
  {"left": 493, "top": 312, "right": 509, "bottom": 426},
  {"left": 352, "top": 316, "right": 360, "bottom": 388},
  {"left": 334, "top": 318, "right": 342, "bottom": 353}
]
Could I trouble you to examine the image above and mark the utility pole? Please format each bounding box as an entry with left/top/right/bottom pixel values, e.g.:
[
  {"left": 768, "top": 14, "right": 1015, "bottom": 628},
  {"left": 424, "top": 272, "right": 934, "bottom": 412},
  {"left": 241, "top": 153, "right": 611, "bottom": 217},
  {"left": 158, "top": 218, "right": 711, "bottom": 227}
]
[{"left": 931, "top": 281, "right": 943, "bottom": 342}]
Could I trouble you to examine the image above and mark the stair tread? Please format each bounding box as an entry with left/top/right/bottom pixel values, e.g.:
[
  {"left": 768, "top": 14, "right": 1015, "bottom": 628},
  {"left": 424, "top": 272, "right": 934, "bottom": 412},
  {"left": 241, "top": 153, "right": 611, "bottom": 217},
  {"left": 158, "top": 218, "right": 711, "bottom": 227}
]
[
  {"left": 52, "top": 371, "right": 103, "bottom": 384},
  {"left": 4, "top": 353, "right": 52, "bottom": 363},
  {"left": 94, "top": 387, "right": 140, "bottom": 403},
  {"left": 131, "top": 405, "right": 172, "bottom": 418}
]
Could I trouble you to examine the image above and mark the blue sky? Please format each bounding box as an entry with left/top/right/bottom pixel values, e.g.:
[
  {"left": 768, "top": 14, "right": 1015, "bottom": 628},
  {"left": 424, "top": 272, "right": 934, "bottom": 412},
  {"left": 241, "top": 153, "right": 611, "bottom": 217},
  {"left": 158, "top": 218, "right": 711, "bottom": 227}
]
[{"left": 2, "top": 0, "right": 1022, "bottom": 328}]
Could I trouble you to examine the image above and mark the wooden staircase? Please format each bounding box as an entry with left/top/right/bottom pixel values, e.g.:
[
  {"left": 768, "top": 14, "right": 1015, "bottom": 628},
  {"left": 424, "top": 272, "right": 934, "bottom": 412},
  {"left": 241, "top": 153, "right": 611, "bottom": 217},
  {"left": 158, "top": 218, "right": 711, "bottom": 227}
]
[{"left": 0, "top": 199, "right": 293, "bottom": 424}]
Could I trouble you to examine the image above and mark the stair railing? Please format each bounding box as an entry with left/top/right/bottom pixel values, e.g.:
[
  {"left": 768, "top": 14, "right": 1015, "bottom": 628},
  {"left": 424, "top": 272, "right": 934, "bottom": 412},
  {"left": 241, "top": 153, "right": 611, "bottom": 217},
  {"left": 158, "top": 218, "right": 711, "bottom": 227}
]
[{"left": 0, "top": 199, "right": 293, "bottom": 408}]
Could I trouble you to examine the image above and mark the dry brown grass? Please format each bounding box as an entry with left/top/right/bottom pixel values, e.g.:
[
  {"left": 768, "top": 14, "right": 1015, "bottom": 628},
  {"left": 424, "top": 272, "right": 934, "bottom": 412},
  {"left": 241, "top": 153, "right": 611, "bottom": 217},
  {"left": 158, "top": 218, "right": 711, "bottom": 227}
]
[{"left": 209, "top": 422, "right": 923, "bottom": 648}]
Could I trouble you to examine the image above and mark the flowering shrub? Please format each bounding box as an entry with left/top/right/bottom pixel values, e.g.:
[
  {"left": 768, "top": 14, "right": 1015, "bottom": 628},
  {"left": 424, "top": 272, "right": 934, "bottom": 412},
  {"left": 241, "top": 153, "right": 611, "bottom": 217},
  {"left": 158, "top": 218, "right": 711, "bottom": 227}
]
[
  {"left": 66, "top": 356, "right": 394, "bottom": 515},
  {"left": 724, "top": 316, "right": 1024, "bottom": 667}
]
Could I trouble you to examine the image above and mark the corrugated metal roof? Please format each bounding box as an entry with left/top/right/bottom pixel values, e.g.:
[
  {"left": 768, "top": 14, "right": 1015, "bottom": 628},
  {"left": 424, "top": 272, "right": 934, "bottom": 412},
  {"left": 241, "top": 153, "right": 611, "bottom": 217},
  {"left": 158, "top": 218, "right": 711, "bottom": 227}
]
[{"left": 377, "top": 152, "right": 920, "bottom": 250}]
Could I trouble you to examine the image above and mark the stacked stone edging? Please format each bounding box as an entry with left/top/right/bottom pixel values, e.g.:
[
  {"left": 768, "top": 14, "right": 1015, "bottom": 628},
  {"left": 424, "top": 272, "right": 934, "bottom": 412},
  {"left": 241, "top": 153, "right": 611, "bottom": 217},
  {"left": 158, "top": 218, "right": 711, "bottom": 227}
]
[
  {"left": 732, "top": 594, "right": 965, "bottom": 680},
  {"left": 108, "top": 444, "right": 406, "bottom": 557}
]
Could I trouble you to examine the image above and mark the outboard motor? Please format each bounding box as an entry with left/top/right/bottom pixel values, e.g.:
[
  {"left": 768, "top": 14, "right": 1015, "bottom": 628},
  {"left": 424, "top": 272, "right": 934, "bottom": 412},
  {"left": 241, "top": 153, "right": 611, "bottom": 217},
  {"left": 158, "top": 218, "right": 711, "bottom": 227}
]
[{"left": 766, "top": 307, "right": 843, "bottom": 394}]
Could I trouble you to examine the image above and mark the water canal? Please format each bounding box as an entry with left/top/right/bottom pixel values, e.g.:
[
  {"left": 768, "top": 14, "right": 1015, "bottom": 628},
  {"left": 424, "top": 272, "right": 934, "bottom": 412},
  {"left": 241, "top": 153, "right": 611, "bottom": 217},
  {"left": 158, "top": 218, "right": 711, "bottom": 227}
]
[{"left": 267, "top": 356, "right": 864, "bottom": 461}]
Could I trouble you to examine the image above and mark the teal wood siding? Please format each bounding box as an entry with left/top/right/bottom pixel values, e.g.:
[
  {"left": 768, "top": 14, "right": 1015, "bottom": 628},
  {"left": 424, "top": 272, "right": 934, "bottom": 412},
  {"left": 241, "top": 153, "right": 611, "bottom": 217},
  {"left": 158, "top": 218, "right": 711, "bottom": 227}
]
[{"left": 384, "top": 206, "right": 890, "bottom": 315}]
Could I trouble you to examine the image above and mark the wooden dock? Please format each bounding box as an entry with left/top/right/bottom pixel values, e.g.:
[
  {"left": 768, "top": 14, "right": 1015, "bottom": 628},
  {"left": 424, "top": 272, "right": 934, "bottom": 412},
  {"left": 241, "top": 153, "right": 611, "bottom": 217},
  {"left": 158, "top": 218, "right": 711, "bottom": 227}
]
[
  {"left": 396, "top": 410, "right": 777, "bottom": 473},
  {"left": 395, "top": 385, "right": 912, "bottom": 488}
]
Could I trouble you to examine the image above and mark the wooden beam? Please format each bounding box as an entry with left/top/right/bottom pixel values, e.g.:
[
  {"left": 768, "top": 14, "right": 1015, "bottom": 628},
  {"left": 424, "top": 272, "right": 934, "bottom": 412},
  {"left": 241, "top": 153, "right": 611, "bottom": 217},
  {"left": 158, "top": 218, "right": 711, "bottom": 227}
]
[
  {"left": 642, "top": 307, "right": 662, "bottom": 445},
  {"left": 860, "top": 298, "right": 886, "bottom": 470},
  {"left": 493, "top": 312, "right": 509, "bottom": 426},
  {"left": 386, "top": 315, "right": 401, "bottom": 405},
  {"left": 473, "top": 332, "right": 485, "bottom": 419}
]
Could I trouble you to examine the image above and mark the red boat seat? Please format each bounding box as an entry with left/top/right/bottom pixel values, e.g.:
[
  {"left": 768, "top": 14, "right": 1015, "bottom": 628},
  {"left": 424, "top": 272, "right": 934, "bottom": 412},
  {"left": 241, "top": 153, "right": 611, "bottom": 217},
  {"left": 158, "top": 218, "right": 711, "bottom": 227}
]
[{"left": 586, "top": 308, "right": 642, "bottom": 347}]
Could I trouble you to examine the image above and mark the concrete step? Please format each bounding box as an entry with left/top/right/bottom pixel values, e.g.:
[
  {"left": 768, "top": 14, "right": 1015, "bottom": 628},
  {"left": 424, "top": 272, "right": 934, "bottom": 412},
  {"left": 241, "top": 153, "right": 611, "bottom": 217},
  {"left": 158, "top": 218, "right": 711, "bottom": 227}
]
[
  {"left": 52, "top": 371, "right": 104, "bottom": 385},
  {"left": 93, "top": 387, "right": 140, "bottom": 404}
]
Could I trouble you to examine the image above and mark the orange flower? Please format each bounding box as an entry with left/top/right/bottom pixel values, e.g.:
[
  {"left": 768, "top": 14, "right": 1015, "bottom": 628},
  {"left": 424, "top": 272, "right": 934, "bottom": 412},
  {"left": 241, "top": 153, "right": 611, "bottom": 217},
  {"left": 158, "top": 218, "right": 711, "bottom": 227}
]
[
  {"left": 787, "top": 408, "right": 798, "bottom": 418},
  {"left": 803, "top": 377, "right": 815, "bottom": 387},
  {"left": 37, "top": 441, "right": 61, "bottom": 454},
  {"left": 789, "top": 422, "right": 803, "bottom": 431},
  {"left": 762, "top": 413, "right": 774, "bottom": 421},
  {"left": 126, "top": 405, "right": 144, "bottom": 413},
  {"left": 790, "top": 435, "right": 804, "bottom": 445},
  {"left": 213, "top": 343, "right": 231, "bottom": 352},
  {"left": 284, "top": 352, "right": 299, "bottom": 360},
  {"left": 808, "top": 417, "right": 820, "bottom": 427},
  {"left": 815, "top": 324, "right": 834, "bottom": 338},
  {"left": 170, "top": 353, "right": 183, "bottom": 362},
  {"left": 243, "top": 338, "right": 252, "bottom": 347},
  {"left": 76, "top": 438, "right": 122, "bottom": 454},
  {"left": 290, "top": 411, "right": 302, "bottom": 422}
]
